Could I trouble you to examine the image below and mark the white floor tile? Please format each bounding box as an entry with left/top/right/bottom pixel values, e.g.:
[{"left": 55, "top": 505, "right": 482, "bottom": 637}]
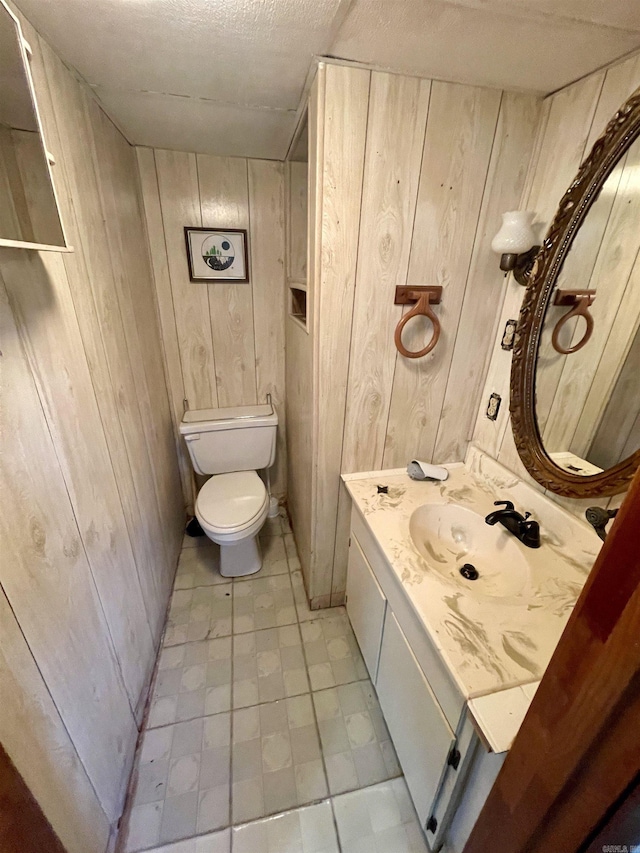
[
  {"left": 232, "top": 800, "right": 339, "bottom": 853},
  {"left": 332, "top": 778, "right": 428, "bottom": 853},
  {"left": 313, "top": 680, "right": 400, "bottom": 794},
  {"left": 141, "top": 827, "right": 230, "bottom": 852},
  {"left": 300, "top": 610, "right": 368, "bottom": 690},
  {"left": 124, "top": 533, "right": 420, "bottom": 853},
  {"left": 232, "top": 574, "right": 296, "bottom": 633},
  {"left": 126, "top": 713, "right": 231, "bottom": 851},
  {"left": 231, "top": 694, "right": 327, "bottom": 824},
  {"left": 232, "top": 624, "right": 309, "bottom": 708},
  {"left": 148, "top": 638, "right": 232, "bottom": 728}
]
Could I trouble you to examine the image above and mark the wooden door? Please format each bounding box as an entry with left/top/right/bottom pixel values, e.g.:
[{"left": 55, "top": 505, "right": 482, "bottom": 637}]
[
  {"left": 464, "top": 466, "right": 640, "bottom": 853},
  {"left": 0, "top": 742, "right": 66, "bottom": 853}
]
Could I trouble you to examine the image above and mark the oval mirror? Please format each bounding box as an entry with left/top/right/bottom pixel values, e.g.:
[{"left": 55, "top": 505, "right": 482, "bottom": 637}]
[{"left": 511, "top": 87, "right": 640, "bottom": 497}]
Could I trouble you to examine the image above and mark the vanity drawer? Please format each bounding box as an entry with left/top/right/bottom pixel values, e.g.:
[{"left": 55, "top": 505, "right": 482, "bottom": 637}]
[
  {"left": 376, "top": 610, "right": 455, "bottom": 829},
  {"left": 346, "top": 535, "right": 386, "bottom": 681}
]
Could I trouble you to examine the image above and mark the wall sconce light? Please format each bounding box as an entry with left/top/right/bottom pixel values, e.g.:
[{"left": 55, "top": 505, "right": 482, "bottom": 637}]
[{"left": 491, "top": 211, "right": 540, "bottom": 286}]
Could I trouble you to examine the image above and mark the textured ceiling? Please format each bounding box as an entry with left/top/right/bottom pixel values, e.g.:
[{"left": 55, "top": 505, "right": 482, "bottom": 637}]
[{"left": 14, "top": 0, "right": 640, "bottom": 159}]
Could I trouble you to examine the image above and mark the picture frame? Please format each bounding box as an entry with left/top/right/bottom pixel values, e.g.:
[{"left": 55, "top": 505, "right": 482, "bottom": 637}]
[{"left": 184, "top": 227, "right": 249, "bottom": 282}]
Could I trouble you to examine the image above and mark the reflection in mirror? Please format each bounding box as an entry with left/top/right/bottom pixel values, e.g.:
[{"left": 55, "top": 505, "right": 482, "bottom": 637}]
[
  {"left": 0, "top": 0, "right": 66, "bottom": 248},
  {"left": 535, "top": 133, "right": 640, "bottom": 476}
]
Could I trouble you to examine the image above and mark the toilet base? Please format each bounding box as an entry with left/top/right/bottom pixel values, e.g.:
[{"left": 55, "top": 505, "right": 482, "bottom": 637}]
[{"left": 219, "top": 535, "right": 262, "bottom": 578}]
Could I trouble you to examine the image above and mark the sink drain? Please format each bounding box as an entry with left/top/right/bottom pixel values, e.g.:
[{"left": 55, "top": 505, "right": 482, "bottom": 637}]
[{"left": 459, "top": 563, "right": 479, "bottom": 581}]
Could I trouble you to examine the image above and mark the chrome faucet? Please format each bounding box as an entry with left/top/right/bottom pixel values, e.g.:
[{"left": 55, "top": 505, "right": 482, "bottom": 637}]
[{"left": 484, "top": 500, "right": 541, "bottom": 549}]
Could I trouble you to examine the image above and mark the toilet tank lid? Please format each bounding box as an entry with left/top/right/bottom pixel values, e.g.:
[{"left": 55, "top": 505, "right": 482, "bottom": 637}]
[{"left": 180, "top": 403, "right": 277, "bottom": 435}]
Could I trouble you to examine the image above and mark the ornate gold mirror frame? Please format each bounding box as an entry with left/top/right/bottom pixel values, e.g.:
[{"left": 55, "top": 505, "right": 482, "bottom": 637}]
[{"left": 510, "top": 86, "right": 640, "bottom": 497}]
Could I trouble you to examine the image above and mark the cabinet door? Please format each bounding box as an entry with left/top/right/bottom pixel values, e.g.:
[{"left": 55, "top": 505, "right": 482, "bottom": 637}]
[
  {"left": 376, "top": 611, "right": 455, "bottom": 828},
  {"left": 346, "top": 535, "right": 386, "bottom": 681}
]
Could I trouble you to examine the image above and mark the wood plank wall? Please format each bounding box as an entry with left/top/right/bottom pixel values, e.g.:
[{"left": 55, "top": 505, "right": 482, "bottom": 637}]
[
  {"left": 0, "top": 10, "right": 184, "bottom": 852},
  {"left": 288, "top": 63, "right": 542, "bottom": 606},
  {"left": 136, "top": 149, "right": 287, "bottom": 507},
  {"left": 473, "top": 51, "right": 640, "bottom": 520}
]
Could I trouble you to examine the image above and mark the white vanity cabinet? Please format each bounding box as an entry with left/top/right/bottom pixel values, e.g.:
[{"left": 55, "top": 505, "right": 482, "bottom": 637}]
[
  {"left": 345, "top": 535, "right": 386, "bottom": 678},
  {"left": 346, "top": 511, "right": 484, "bottom": 851},
  {"left": 376, "top": 610, "right": 456, "bottom": 826}
]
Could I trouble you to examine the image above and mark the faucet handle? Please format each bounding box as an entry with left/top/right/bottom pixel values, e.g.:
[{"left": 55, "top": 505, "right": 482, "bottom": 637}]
[
  {"left": 524, "top": 512, "right": 531, "bottom": 520},
  {"left": 493, "top": 500, "right": 515, "bottom": 511}
]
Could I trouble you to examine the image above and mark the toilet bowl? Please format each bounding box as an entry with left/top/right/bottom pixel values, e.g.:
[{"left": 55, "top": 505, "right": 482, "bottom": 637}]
[
  {"left": 195, "top": 471, "right": 269, "bottom": 577},
  {"left": 179, "top": 403, "right": 278, "bottom": 578}
]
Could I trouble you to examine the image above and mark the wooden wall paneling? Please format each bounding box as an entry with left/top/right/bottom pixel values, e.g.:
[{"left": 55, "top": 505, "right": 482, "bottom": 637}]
[
  {"left": 0, "top": 280, "right": 137, "bottom": 821},
  {"left": 330, "top": 485, "right": 355, "bottom": 606},
  {"left": 470, "top": 97, "right": 552, "bottom": 460},
  {"left": 1, "top": 246, "right": 155, "bottom": 714},
  {"left": 287, "top": 160, "right": 308, "bottom": 282},
  {"left": 26, "top": 32, "right": 168, "bottom": 639},
  {"left": 341, "top": 71, "right": 431, "bottom": 474},
  {"left": 286, "top": 68, "right": 324, "bottom": 581},
  {"left": 583, "top": 53, "right": 640, "bottom": 153},
  {"left": 311, "top": 63, "right": 370, "bottom": 603},
  {"left": 383, "top": 82, "right": 502, "bottom": 468},
  {"left": 248, "top": 159, "right": 287, "bottom": 498},
  {"left": 520, "top": 59, "right": 640, "bottom": 453},
  {"left": 306, "top": 67, "right": 325, "bottom": 349},
  {"left": 0, "top": 588, "right": 109, "bottom": 853},
  {"left": 539, "top": 55, "right": 640, "bottom": 456},
  {"left": 474, "top": 72, "right": 605, "bottom": 471},
  {"left": 494, "top": 70, "right": 627, "bottom": 487},
  {"left": 103, "top": 113, "right": 185, "bottom": 581},
  {"left": 474, "top": 71, "right": 606, "bottom": 470},
  {"left": 85, "top": 96, "right": 180, "bottom": 608},
  {"left": 432, "top": 93, "right": 542, "bottom": 463},
  {"left": 493, "top": 71, "right": 606, "bottom": 479},
  {"left": 285, "top": 319, "right": 314, "bottom": 574},
  {"left": 471, "top": 54, "right": 640, "bottom": 522},
  {"left": 197, "top": 154, "right": 258, "bottom": 408},
  {"left": 55, "top": 57, "right": 169, "bottom": 611},
  {"left": 154, "top": 148, "right": 218, "bottom": 409},
  {"left": 36, "top": 34, "right": 168, "bottom": 629},
  {"left": 31, "top": 27, "right": 169, "bottom": 644},
  {"left": 327, "top": 72, "right": 430, "bottom": 604},
  {"left": 136, "top": 146, "right": 194, "bottom": 507}
]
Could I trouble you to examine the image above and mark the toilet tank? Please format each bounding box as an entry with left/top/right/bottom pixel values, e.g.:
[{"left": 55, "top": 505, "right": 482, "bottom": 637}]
[{"left": 179, "top": 404, "right": 278, "bottom": 476}]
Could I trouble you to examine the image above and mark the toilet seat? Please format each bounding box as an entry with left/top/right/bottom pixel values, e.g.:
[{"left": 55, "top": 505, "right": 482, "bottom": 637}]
[{"left": 196, "top": 471, "right": 268, "bottom": 543}]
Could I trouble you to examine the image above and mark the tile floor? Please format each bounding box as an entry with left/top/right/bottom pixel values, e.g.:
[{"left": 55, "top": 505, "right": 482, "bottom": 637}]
[{"left": 122, "top": 513, "right": 429, "bottom": 853}]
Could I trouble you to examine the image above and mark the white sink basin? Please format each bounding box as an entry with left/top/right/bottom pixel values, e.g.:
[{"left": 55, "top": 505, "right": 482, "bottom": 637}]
[{"left": 409, "top": 504, "right": 530, "bottom": 598}]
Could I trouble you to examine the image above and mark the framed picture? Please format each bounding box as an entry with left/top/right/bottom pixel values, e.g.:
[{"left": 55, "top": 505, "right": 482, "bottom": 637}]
[{"left": 184, "top": 227, "right": 249, "bottom": 282}]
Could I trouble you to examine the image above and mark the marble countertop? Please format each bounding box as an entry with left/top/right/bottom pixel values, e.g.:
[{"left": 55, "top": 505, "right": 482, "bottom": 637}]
[{"left": 343, "top": 447, "right": 601, "bottom": 730}]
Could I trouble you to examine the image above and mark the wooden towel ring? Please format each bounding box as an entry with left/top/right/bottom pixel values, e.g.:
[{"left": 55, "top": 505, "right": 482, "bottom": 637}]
[
  {"left": 551, "top": 289, "right": 596, "bottom": 355},
  {"left": 394, "top": 286, "right": 443, "bottom": 359}
]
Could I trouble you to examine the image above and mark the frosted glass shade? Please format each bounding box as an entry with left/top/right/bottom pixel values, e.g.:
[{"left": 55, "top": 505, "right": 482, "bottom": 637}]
[{"left": 491, "top": 211, "right": 537, "bottom": 255}]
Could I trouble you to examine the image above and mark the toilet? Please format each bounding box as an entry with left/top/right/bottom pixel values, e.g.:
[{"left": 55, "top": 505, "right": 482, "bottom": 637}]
[{"left": 179, "top": 403, "right": 278, "bottom": 577}]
